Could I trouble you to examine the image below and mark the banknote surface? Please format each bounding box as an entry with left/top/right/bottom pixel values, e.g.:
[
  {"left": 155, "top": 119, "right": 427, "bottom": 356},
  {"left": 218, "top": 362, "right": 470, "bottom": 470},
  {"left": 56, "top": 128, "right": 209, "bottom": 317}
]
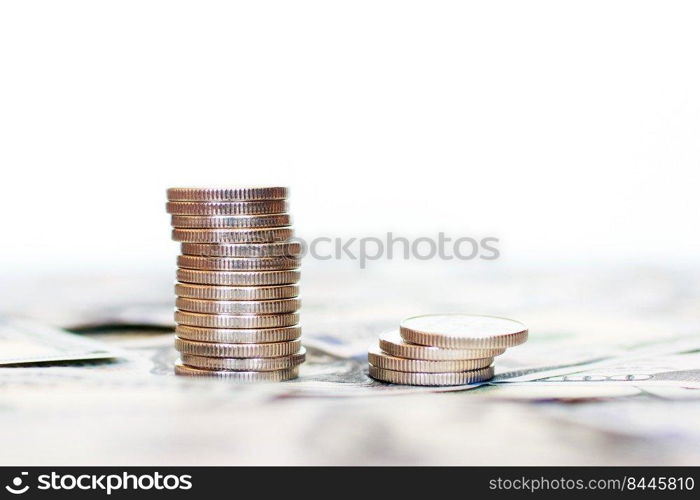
[
  {"left": 0, "top": 317, "right": 121, "bottom": 365},
  {"left": 1, "top": 262, "right": 700, "bottom": 464}
]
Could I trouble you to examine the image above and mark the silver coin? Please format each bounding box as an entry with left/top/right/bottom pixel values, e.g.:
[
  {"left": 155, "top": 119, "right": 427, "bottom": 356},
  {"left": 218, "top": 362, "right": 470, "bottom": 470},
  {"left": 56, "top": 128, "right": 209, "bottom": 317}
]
[
  {"left": 177, "top": 255, "right": 300, "bottom": 271},
  {"left": 176, "top": 269, "right": 300, "bottom": 286},
  {"left": 167, "top": 187, "right": 287, "bottom": 202},
  {"left": 175, "top": 324, "right": 301, "bottom": 343},
  {"left": 166, "top": 200, "right": 288, "bottom": 216},
  {"left": 175, "top": 364, "right": 299, "bottom": 381},
  {"left": 172, "top": 227, "right": 293, "bottom": 244},
  {"left": 368, "top": 365, "right": 494, "bottom": 386},
  {"left": 174, "top": 283, "right": 299, "bottom": 301},
  {"left": 176, "top": 297, "right": 301, "bottom": 315},
  {"left": 181, "top": 348, "right": 306, "bottom": 371},
  {"left": 368, "top": 345, "right": 493, "bottom": 373},
  {"left": 400, "top": 314, "right": 528, "bottom": 349},
  {"left": 175, "top": 338, "right": 302, "bottom": 358},
  {"left": 174, "top": 310, "right": 299, "bottom": 329},
  {"left": 181, "top": 242, "right": 302, "bottom": 258},
  {"left": 171, "top": 214, "right": 291, "bottom": 229},
  {"left": 378, "top": 330, "right": 505, "bottom": 360}
]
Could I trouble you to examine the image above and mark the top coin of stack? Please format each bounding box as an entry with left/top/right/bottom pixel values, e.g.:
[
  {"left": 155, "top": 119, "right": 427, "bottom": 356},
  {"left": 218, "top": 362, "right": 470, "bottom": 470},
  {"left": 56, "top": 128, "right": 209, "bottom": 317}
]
[
  {"left": 166, "top": 187, "right": 304, "bottom": 381},
  {"left": 368, "top": 314, "right": 528, "bottom": 386}
]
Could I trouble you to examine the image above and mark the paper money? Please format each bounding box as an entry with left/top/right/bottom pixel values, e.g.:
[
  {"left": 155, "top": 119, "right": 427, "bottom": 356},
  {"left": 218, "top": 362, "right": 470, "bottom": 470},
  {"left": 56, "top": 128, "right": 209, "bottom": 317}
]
[
  {"left": 541, "top": 399, "right": 700, "bottom": 444},
  {"left": 4, "top": 263, "right": 700, "bottom": 395},
  {"left": 529, "top": 351, "right": 700, "bottom": 388},
  {"left": 0, "top": 317, "right": 121, "bottom": 365},
  {"left": 494, "top": 335, "right": 700, "bottom": 383},
  {"left": 2, "top": 264, "right": 700, "bottom": 466}
]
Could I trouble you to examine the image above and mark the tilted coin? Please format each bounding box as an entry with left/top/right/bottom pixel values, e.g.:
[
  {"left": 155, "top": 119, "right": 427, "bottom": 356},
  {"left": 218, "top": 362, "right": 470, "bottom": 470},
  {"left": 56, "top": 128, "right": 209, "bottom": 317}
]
[
  {"left": 400, "top": 314, "right": 528, "bottom": 349},
  {"left": 368, "top": 365, "right": 494, "bottom": 386},
  {"left": 176, "top": 269, "right": 300, "bottom": 286},
  {"left": 172, "top": 227, "right": 293, "bottom": 244},
  {"left": 181, "top": 242, "right": 302, "bottom": 258},
  {"left": 174, "top": 310, "right": 299, "bottom": 329},
  {"left": 170, "top": 214, "right": 291, "bottom": 229},
  {"left": 176, "top": 324, "right": 301, "bottom": 343},
  {"left": 166, "top": 200, "right": 288, "bottom": 216},
  {"left": 175, "top": 338, "right": 302, "bottom": 358},
  {"left": 181, "top": 348, "right": 306, "bottom": 371},
  {"left": 167, "top": 187, "right": 288, "bottom": 202},
  {"left": 378, "top": 330, "right": 505, "bottom": 360},
  {"left": 177, "top": 255, "right": 300, "bottom": 271},
  {"left": 175, "top": 364, "right": 299, "bottom": 381},
  {"left": 174, "top": 283, "right": 299, "bottom": 301},
  {"left": 368, "top": 345, "right": 493, "bottom": 373},
  {"left": 176, "top": 297, "right": 301, "bottom": 315}
]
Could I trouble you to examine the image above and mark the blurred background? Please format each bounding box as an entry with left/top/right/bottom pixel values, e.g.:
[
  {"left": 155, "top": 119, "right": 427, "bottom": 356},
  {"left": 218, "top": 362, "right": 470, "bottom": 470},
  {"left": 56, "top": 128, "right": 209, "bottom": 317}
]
[{"left": 1, "top": 0, "right": 698, "bottom": 274}]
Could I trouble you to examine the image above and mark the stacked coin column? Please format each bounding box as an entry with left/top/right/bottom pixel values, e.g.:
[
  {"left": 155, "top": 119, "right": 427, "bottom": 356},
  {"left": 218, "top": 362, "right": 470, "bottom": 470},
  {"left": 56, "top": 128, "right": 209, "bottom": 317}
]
[{"left": 166, "top": 187, "right": 304, "bottom": 381}]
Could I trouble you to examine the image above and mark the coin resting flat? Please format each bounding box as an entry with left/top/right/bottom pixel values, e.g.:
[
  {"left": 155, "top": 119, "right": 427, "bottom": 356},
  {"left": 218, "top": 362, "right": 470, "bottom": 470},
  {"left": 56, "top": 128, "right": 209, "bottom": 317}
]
[
  {"left": 175, "top": 325, "right": 301, "bottom": 344},
  {"left": 378, "top": 330, "right": 505, "bottom": 360},
  {"left": 166, "top": 200, "right": 288, "bottom": 216},
  {"left": 172, "top": 227, "right": 294, "bottom": 244},
  {"left": 174, "top": 310, "right": 299, "bottom": 329},
  {"left": 171, "top": 214, "right": 291, "bottom": 229},
  {"left": 400, "top": 314, "right": 528, "bottom": 349},
  {"left": 181, "top": 242, "right": 302, "bottom": 258},
  {"left": 177, "top": 255, "right": 300, "bottom": 271},
  {"left": 176, "top": 269, "right": 300, "bottom": 286},
  {"left": 180, "top": 348, "right": 306, "bottom": 371},
  {"left": 167, "top": 187, "right": 288, "bottom": 202},
  {"left": 175, "top": 338, "right": 302, "bottom": 358},
  {"left": 174, "top": 364, "right": 299, "bottom": 381},
  {"left": 174, "top": 283, "right": 299, "bottom": 301},
  {"left": 175, "top": 297, "right": 301, "bottom": 315},
  {"left": 368, "top": 345, "right": 493, "bottom": 373},
  {"left": 368, "top": 365, "right": 495, "bottom": 386}
]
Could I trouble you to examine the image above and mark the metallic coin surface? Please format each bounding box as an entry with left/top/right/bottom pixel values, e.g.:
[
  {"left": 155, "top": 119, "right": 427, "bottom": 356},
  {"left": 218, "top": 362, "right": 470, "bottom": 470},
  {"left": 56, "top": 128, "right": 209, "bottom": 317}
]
[
  {"left": 181, "top": 242, "right": 302, "bottom": 258},
  {"left": 171, "top": 214, "right": 291, "bottom": 229},
  {"left": 175, "top": 338, "right": 302, "bottom": 358},
  {"left": 174, "top": 310, "right": 299, "bottom": 329},
  {"left": 368, "top": 365, "right": 495, "bottom": 386},
  {"left": 400, "top": 314, "right": 528, "bottom": 349},
  {"left": 175, "top": 324, "right": 301, "bottom": 343},
  {"left": 177, "top": 255, "right": 300, "bottom": 271},
  {"left": 172, "top": 227, "right": 293, "bottom": 244},
  {"left": 368, "top": 345, "right": 493, "bottom": 373},
  {"left": 166, "top": 200, "right": 288, "bottom": 216},
  {"left": 176, "top": 269, "right": 300, "bottom": 286},
  {"left": 174, "top": 283, "right": 299, "bottom": 301},
  {"left": 378, "top": 330, "right": 505, "bottom": 360},
  {"left": 181, "top": 348, "right": 306, "bottom": 371},
  {"left": 167, "top": 187, "right": 288, "bottom": 202},
  {"left": 174, "top": 364, "right": 299, "bottom": 381},
  {"left": 176, "top": 297, "right": 301, "bottom": 315}
]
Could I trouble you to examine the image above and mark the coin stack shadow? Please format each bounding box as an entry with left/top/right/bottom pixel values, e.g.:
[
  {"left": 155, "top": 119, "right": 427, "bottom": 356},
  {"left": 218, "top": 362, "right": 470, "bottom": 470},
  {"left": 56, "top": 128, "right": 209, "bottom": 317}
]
[
  {"left": 368, "top": 314, "right": 528, "bottom": 386},
  {"left": 166, "top": 187, "right": 304, "bottom": 381}
]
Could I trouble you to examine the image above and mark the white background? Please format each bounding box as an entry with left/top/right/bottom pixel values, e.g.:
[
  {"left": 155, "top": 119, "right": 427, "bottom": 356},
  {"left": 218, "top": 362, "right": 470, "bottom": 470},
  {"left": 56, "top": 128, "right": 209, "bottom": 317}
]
[{"left": 1, "top": 1, "right": 698, "bottom": 271}]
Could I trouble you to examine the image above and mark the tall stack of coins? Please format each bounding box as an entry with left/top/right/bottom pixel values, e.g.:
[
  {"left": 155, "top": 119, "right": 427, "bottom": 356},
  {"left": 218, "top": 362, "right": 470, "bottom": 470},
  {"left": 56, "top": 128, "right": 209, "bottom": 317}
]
[
  {"left": 166, "top": 187, "right": 304, "bottom": 380},
  {"left": 368, "top": 314, "right": 527, "bottom": 386}
]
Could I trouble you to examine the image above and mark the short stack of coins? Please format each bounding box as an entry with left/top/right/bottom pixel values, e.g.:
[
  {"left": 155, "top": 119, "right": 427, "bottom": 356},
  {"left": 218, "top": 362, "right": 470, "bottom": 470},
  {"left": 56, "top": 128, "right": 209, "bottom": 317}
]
[
  {"left": 368, "top": 314, "right": 528, "bottom": 386},
  {"left": 166, "top": 187, "right": 304, "bottom": 381}
]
